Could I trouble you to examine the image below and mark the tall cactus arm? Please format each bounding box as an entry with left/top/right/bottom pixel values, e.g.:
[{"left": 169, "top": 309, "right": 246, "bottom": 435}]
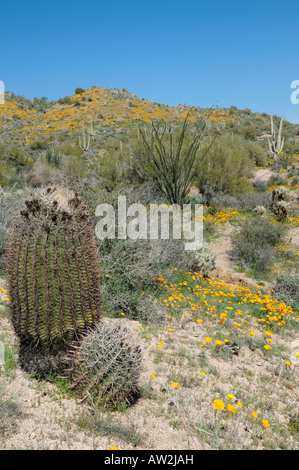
[
  {"left": 267, "top": 113, "right": 284, "bottom": 165},
  {"left": 79, "top": 121, "right": 91, "bottom": 151}
]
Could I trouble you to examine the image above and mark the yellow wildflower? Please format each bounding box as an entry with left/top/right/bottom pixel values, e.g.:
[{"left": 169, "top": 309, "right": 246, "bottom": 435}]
[{"left": 213, "top": 399, "right": 225, "bottom": 410}]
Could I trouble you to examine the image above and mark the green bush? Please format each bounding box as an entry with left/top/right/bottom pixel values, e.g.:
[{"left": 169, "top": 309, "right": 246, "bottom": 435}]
[
  {"left": 75, "top": 88, "right": 86, "bottom": 95},
  {"left": 100, "top": 237, "right": 186, "bottom": 321},
  {"left": 196, "top": 136, "right": 254, "bottom": 198},
  {"left": 0, "top": 188, "right": 29, "bottom": 270},
  {"left": 231, "top": 217, "right": 285, "bottom": 273},
  {"left": 272, "top": 274, "right": 299, "bottom": 311},
  {"left": 30, "top": 146, "right": 85, "bottom": 186},
  {"left": 243, "top": 140, "right": 267, "bottom": 166},
  {"left": 29, "top": 140, "right": 48, "bottom": 151}
]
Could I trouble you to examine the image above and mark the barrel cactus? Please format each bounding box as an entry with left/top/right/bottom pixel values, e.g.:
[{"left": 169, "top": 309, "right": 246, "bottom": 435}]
[
  {"left": 5, "top": 186, "right": 101, "bottom": 377},
  {"left": 67, "top": 323, "right": 142, "bottom": 407}
]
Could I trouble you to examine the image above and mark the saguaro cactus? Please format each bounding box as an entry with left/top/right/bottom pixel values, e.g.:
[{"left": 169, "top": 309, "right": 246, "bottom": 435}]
[
  {"left": 268, "top": 113, "right": 284, "bottom": 168},
  {"left": 88, "top": 121, "right": 97, "bottom": 141},
  {"left": 5, "top": 186, "right": 101, "bottom": 376},
  {"left": 79, "top": 121, "right": 91, "bottom": 151}
]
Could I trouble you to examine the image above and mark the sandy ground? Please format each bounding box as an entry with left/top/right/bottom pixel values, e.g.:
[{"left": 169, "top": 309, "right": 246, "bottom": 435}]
[
  {"left": 209, "top": 222, "right": 271, "bottom": 290},
  {"left": 250, "top": 168, "right": 273, "bottom": 184},
  {"left": 0, "top": 298, "right": 200, "bottom": 450}
]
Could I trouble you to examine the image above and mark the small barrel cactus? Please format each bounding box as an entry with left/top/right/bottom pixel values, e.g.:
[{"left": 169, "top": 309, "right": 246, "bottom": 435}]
[
  {"left": 5, "top": 186, "right": 101, "bottom": 377},
  {"left": 67, "top": 322, "right": 142, "bottom": 407}
]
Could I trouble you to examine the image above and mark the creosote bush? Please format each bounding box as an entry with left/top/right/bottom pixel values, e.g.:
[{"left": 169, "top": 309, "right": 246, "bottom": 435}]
[
  {"left": 100, "top": 235, "right": 188, "bottom": 320},
  {"left": 272, "top": 274, "right": 299, "bottom": 311},
  {"left": 231, "top": 216, "right": 286, "bottom": 273},
  {"left": 196, "top": 135, "right": 255, "bottom": 199}
]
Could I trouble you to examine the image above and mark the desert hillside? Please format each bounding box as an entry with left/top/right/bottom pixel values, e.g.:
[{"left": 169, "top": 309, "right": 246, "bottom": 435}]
[{"left": 0, "top": 86, "right": 298, "bottom": 450}]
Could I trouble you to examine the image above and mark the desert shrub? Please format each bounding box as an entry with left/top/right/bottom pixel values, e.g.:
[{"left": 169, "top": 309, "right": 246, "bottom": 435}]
[
  {"left": 29, "top": 161, "right": 65, "bottom": 186},
  {"left": 0, "top": 163, "right": 14, "bottom": 188},
  {"left": 58, "top": 96, "right": 72, "bottom": 105},
  {"left": 272, "top": 274, "right": 299, "bottom": 311},
  {"left": 278, "top": 154, "right": 292, "bottom": 170},
  {"left": 267, "top": 174, "right": 287, "bottom": 188},
  {"left": 100, "top": 237, "right": 186, "bottom": 320},
  {"left": 30, "top": 149, "right": 84, "bottom": 186},
  {"left": 252, "top": 179, "right": 268, "bottom": 192},
  {"left": 29, "top": 140, "right": 48, "bottom": 151},
  {"left": 75, "top": 87, "right": 86, "bottom": 95},
  {"left": 91, "top": 148, "right": 131, "bottom": 190},
  {"left": 209, "top": 191, "right": 271, "bottom": 211},
  {"left": 133, "top": 296, "right": 168, "bottom": 324},
  {"left": 288, "top": 163, "right": 299, "bottom": 177},
  {"left": 291, "top": 175, "right": 299, "bottom": 187},
  {"left": 4, "top": 146, "right": 27, "bottom": 167},
  {"left": 242, "top": 125, "right": 259, "bottom": 141},
  {"left": 61, "top": 152, "right": 84, "bottom": 178},
  {"left": 237, "top": 191, "right": 272, "bottom": 210},
  {"left": 243, "top": 140, "right": 267, "bottom": 166},
  {"left": 0, "top": 188, "right": 29, "bottom": 270},
  {"left": 41, "top": 149, "right": 64, "bottom": 168},
  {"left": 231, "top": 217, "right": 286, "bottom": 273},
  {"left": 196, "top": 136, "right": 254, "bottom": 198},
  {"left": 0, "top": 147, "right": 30, "bottom": 186}
]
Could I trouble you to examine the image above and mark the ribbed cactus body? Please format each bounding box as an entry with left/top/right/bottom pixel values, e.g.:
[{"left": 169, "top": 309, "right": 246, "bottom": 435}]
[
  {"left": 6, "top": 186, "right": 101, "bottom": 375},
  {"left": 68, "top": 323, "right": 142, "bottom": 407}
]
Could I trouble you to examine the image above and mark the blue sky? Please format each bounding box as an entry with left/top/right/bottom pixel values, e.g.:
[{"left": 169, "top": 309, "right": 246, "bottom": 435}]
[{"left": 1, "top": 0, "right": 299, "bottom": 123}]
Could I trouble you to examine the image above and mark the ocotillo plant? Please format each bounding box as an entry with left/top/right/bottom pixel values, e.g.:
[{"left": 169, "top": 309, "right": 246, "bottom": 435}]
[
  {"left": 137, "top": 111, "right": 216, "bottom": 205},
  {"left": 5, "top": 186, "right": 101, "bottom": 377},
  {"left": 67, "top": 323, "right": 142, "bottom": 407},
  {"left": 268, "top": 113, "right": 284, "bottom": 168}
]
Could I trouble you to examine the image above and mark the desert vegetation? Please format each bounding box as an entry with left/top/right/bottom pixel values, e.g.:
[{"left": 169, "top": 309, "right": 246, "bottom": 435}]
[{"left": 0, "top": 87, "right": 298, "bottom": 450}]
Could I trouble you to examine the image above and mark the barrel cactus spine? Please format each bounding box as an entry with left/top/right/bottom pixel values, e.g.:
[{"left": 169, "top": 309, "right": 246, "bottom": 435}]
[{"left": 67, "top": 322, "right": 142, "bottom": 407}]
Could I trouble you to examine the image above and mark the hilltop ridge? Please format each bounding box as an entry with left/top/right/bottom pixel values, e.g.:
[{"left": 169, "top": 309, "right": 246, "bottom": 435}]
[{"left": 1, "top": 86, "right": 297, "bottom": 148}]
